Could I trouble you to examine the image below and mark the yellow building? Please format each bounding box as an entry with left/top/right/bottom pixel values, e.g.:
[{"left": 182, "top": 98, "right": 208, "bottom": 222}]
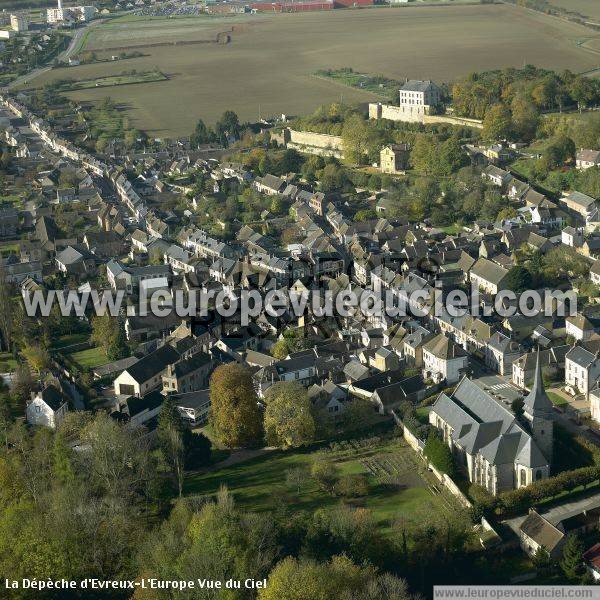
[{"left": 380, "top": 144, "right": 410, "bottom": 174}]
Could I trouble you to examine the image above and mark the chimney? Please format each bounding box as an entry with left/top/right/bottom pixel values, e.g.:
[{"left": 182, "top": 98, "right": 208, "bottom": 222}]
[{"left": 57, "top": 0, "right": 63, "bottom": 9}]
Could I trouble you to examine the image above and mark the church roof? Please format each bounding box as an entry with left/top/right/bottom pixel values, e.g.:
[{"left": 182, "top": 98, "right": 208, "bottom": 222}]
[{"left": 524, "top": 349, "right": 554, "bottom": 418}]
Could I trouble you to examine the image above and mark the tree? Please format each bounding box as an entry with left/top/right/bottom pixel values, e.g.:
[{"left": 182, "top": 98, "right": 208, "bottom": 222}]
[
  {"left": 91, "top": 315, "right": 129, "bottom": 360},
  {"left": 335, "top": 473, "right": 369, "bottom": 498},
  {"left": 560, "top": 533, "right": 586, "bottom": 581},
  {"left": 504, "top": 266, "right": 533, "bottom": 294},
  {"left": 533, "top": 546, "right": 557, "bottom": 578},
  {"left": 209, "top": 363, "right": 262, "bottom": 448},
  {"left": 511, "top": 398, "right": 524, "bottom": 419},
  {"left": 215, "top": 110, "right": 240, "bottom": 145},
  {"left": 311, "top": 460, "right": 339, "bottom": 495},
  {"left": 21, "top": 344, "right": 50, "bottom": 374},
  {"left": 264, "top": 382, "right": 316, "bottom": 448},
  {"left": 319, "top": 163, "right": 347, "bottom": 193},
  {"left": 482, "top": 104, "right": 513, "bottom": 141},
  {"left": 79, "top": 412, "right": 154, "bottom": 500},
  {"left": 0, "top": 260, "right": 14, "bottom": 353},
  {"left": 286, "top": 466, "right": 309, "bottom": 495},
  {"left": 341, "top": 114, "right": 374, "bottom": 165},
  {"left": 424, "top": 432, "right": 454, "bottom": 476},
  {"left": 107, "top": 319, "right": 129, "bottom": 361},
  {"left": 191, "top": 118, "right": 212, "bottom": 147},
  {"left": 259, "top": 555, "right": 411, "bottom": 600},
  {"left": 157, "top": 397, "right": 186, "bottom": 497}
]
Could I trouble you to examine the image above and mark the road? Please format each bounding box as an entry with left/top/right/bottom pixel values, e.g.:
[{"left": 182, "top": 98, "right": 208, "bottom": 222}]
[{"left": 5, "top": 20, "right": 104, "bottom": 91}]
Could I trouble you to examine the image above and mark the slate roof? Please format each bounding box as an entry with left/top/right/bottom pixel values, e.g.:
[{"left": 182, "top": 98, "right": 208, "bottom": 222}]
[
  {"left": 430, "top": 376, "right": 550, "bottom": 469},
  {"left": 39, "top": 385, "right": 66, "bottom": 411},
  {"left": 423, "top": 333, "right": 467, "bottom": 360},
  {"left": 400, "top": 79, "right": 437, "bottom": 93},
  {"left": 124, "top": 344, "right": 180, "bottom": 383},
  {"left": 520, "top": 511, "right": 564, "bottom": 551},
  {"left": 470, "top": 257, "right": 508, "bottom": 286}
]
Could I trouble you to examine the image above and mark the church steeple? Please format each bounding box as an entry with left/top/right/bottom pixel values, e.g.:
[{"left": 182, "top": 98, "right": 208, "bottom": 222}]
[
  {"left": 523, "top": 348, "right": 554, "bottom": 463},
  {"left": 524, "top": 348, "right": 554, "bottom": 418}
]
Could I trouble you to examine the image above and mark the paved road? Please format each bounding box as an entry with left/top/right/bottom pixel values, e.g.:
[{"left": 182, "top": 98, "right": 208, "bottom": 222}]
[{"left": 5, "top": 20, "right": 104, "bottom": 91}]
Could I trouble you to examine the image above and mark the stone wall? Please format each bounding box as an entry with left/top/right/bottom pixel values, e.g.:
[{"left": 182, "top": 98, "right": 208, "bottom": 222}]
[
  {"left": 286, "top": 129, "right": 344, "bottom": 158},
  {"left": 369, "top": 102, "right": 483, "bottom": 129}
]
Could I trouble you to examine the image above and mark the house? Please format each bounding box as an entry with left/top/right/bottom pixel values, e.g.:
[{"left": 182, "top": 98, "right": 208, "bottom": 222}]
[
  {"left": 3, "top": 260, "right": 42, "bottom": 284},
  {"left": 583, "top": 543, "right": 600, "bottom": 581},
  {"left": 254, "top": 174, "right": 286, "bottom": 195},
  {"left": 565, "top": 340, "right": 600, "bottom": 400},
  {"left": 580, "top": 236, "right": 600, "bottom": 259},
  {"left": 561, "top": 226, "right": 584, "bottom": 248},
  {"left": 482, "top": 165, "right": 512, "bottom": 188},
  {"left": 560, "top": 191, "right": 598, "bottom": 224},
  {"left": 576, "top": 149, "right": 600, "bottom": 170},
  {"left": 55, "top": 245, "right": 97, "bottom": 275},
  {"left": 380, "top": 144, "right": 410, "bottom": 174},
  {"left": 398, "top": 79, "right": 441, "bottom": 114},
  {"left": 512, "top": 346, "right": 568, "bottom": 390},
  {"left": 162, "top": 352, "right": 213, "bottom": 394},
  {"left": 371, "top": 346, "right": 400, "bottom": 372},
  {"left": 484, "top": 332, "right": 522, "bottom": 376},
  {"left": 428, "top": 353, "right": 553, "bottom": 495},
  {"left": 469, "top": 257, "right": 509, "bottom": 295},
  {"left": 106, "top": 260, "right": 172, "bottom": 294},
  {"left": 371, "top": 375, "right": 426, "bottom": 414},
  {"left": 26, "top": 385, "right": 68, "bottom": 429},
  {"left": 173, "top": 389, "right": 211, "bottom": 427},
  {"left": 308, "top": 381, "right": 347, "bottom": 419},
  {"left": 119, "top": 390, "right": 164, "bottom": 426},
  {"left": 566, "top": 314, "right": 597, "bottom": 342},
  {"left": 83, "top": 230, "right": 125, "bottom": 258},
  {"left": 422, "top": 333, "right": 468, "bottom": 385},
  {"left": 519, "top": 510, "right": 565, "bottom": 559},
  {"left": 114, "top": 344, "right": 180, "bottom": 397}
]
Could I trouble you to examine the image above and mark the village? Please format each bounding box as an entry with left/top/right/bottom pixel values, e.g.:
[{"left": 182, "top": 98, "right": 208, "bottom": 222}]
[{"left": 0, "top": 67, "right": 600, "bottom": 587}]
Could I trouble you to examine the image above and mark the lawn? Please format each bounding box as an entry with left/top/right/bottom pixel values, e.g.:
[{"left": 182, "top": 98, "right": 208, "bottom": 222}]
[
  {"left": 50, "top": 333, "right": 90, "bottom": 350},
  {"left": 185, "top": 437, "right": 456, "bottom": 534},
  {"left": 25, "top": 4, "right": 599, "bottom": 135},
  {"left": 68, "top": 346, "right": 108, "bottom": 369},
  {"left": 0, "top": 352, "right": 18, "bottom": 372},
  {"left": 547, "top": 391, "right": 568, "bottom": 407}
]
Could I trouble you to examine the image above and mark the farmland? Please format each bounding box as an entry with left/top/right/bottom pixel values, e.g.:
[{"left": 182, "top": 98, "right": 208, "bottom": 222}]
[
  {"left": 550, "top": 0, "right": 600, "bottom": 21},
  {"left": 25, "top": 4, "right": 600, "bottom": 136}
]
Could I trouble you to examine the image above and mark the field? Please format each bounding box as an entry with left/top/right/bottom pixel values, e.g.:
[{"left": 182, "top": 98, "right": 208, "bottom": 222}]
[
  {"left": 185, "top": 436, "right": 458, "bottom": 534},
  {"left": 550, "top": 0, "right": 600, "bottom": 21},
  {"left": 58, "top": 70, "right": 167, "bottom": 92},
  {"left": 67, "top": 346, "right": 108, "bottom": 369},
  {"left": 25, "top": 4, "right": 600, "bottom": 136}
]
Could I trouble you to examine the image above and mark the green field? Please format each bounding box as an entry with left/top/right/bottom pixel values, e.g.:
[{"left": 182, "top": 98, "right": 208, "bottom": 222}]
[
  {"left": 68, "top": 346, "right": 108, "bottom": 369},
  {"left": 185, "top": 437, "right": 457, "bottom": 534},
  {"left": 25, "top": 4, "right": 600, "bottom": 136},
  {"left": 58, "top": 70, "right": 167, "bottom": 91}
]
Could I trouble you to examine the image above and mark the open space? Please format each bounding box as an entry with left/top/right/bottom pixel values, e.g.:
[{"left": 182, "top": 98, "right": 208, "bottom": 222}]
[
  {"left": 185, "top": 436, "right": 458, "bottom": 534},
  {"left": 25, "top": 4, "right": 600, "bottom": 136},
  {"left": 550, "top": 0, "right": 600, "bottom": 22},
  {"left": 67, "top": 346, "right": 108, "bottom": 370}
]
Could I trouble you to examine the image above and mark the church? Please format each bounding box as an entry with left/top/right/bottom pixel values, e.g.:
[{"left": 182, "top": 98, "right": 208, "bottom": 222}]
[{"left": 428, "top": 351, "right": 554, "bottom": 495}]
